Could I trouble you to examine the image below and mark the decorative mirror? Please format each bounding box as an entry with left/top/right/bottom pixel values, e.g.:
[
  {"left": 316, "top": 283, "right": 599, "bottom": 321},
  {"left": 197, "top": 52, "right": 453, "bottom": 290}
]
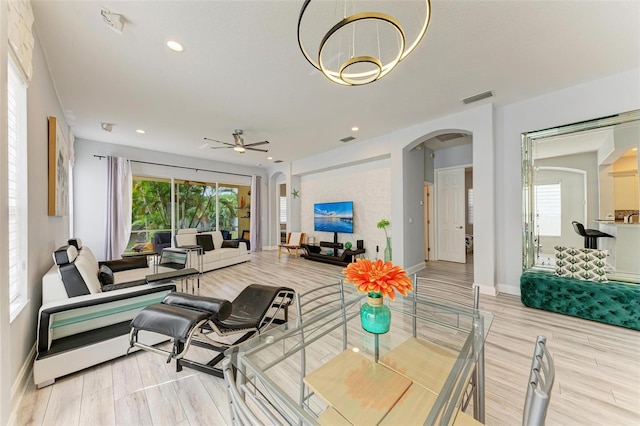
[{"left": 522, "top": 110, "right": 640, "bottom": 282}]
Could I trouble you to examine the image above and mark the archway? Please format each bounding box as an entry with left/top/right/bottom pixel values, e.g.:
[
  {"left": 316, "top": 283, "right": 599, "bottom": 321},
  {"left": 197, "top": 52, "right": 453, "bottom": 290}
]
[
  {"left": 268, "top": 171, "right": 286, "bottom": 249},
  {"left": 391, "top": 105, "right": 496, "bottom": 296},
  {"left": 402, "top": 130, "right": 473, "bottom": 266}
]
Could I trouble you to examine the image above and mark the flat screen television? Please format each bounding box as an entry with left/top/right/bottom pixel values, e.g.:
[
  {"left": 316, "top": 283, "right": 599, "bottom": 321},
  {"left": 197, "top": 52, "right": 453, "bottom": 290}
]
[{"left": 314, "top": 201, "right": 354, "bottom": 234}]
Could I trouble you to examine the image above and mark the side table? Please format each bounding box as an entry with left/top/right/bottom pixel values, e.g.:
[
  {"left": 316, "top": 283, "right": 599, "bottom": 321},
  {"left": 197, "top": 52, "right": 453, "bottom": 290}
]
[{"left": 166, "top": 245, "right": 204, "bottom": 291}]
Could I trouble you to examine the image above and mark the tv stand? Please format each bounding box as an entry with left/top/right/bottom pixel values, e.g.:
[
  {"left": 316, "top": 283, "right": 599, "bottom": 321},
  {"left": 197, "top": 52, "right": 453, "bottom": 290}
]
[
  {"left": 319, "top": 241, "right": 343, "bottom": 257},
  {"left": 302, "top": 241, "right": 365, "bottom": 266}
]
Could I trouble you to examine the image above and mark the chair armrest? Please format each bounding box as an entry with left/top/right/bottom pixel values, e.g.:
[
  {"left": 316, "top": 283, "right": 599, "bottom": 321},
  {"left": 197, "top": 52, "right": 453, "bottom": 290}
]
[{"left": 99, "top": 256, "right": 149, "bottom": 272}]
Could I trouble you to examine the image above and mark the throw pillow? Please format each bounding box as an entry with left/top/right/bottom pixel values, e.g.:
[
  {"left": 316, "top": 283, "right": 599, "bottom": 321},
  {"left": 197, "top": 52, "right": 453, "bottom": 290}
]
[
  {"left": 196, "top": 234, "right": 215, "bottom": 252},
  {"left": 98, "top": 264, "right": 114, "bottom": 286},
  {"left": 221, "top": 240, "right": 240, "bottom": 249},
  {"left": 554, "top": 246, "right": 608, "bottom": 282}
]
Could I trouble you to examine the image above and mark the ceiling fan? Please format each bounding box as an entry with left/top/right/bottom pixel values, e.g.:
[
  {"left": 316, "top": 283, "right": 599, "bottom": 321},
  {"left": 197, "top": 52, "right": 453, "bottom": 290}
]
[{"left": 203, "top": 129, "right": 269, "bottom": 153}]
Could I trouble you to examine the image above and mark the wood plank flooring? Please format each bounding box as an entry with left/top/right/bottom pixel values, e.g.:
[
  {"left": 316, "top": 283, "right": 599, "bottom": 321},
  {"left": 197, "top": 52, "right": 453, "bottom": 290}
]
[{"left": 11, "top": 252, "right": 640, "bottom": 425}]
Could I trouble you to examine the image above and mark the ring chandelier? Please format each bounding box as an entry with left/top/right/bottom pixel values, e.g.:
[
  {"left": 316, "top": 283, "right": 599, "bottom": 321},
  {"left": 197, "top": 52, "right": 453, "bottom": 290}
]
[{"left": 297, "top": 0, "right": 431, "bottom": 86}]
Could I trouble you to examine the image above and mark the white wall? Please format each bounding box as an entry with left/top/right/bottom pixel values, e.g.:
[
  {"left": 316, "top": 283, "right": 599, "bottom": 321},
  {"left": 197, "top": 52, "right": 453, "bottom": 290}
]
[
  {"left": 434, "top": 143, "right": 473, "bottom": 169},
  {"left": 300, "top": 159, "right": 392, "bottom": 259},
  {"left": 1, "top": 30, "right": 72, "bottom": 422},
  {"left": 495, "top": 69, "right": 640, "bottom": 294},
  {"left": 424, "top": 147, "right": 434, "bottom": 183},
  {"left": 403, "top": 147, "right": 427, "bottom": 270},
  {"left": 73, "top": 138, "right": 267, "bottom": 260},
  {"left": 275, "top": 104, "right": 496, "bottom": 295}
]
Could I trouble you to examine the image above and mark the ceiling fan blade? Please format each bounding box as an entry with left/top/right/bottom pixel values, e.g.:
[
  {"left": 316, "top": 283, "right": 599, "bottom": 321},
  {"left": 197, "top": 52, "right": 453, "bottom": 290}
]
[
  {"left": 210, "top": 146, "right": 234, "bottom": 150},
  {"left": 204, "top": 137, "right": 235, "bottom": 147},
  {"left": 246, "top": 147, "right": 269, "bottom": 152},
  {"left": 244, "top": 140, "right": 269, "bottom": 147}
]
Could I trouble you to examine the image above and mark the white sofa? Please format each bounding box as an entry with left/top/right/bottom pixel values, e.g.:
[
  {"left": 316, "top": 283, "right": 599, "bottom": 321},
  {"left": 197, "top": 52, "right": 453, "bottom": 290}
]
[
  {"left": 174, "top": 229, "right": 250, "bottom": 272},
  {"left": 35, "top": 239, "right": 181, "bottom": 387}
]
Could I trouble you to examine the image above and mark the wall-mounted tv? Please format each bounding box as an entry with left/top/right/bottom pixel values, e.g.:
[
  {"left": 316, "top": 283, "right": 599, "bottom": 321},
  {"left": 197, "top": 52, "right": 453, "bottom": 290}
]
[{"left": 314, "top": 201, "right": 354, "bottom": 234}]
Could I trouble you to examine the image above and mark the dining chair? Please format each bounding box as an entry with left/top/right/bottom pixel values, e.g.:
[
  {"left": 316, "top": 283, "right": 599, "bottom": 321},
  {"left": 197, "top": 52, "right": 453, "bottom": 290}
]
[
  {"left": 412, "top": 275, "right": 483, "bottom": 421},
  {"left": 523, "top": 335, "right": 555, "bottom": 426}
]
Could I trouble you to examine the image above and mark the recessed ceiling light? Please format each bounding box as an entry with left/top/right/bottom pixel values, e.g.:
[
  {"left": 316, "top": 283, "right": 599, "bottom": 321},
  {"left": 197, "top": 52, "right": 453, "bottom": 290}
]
[
  {"left": 136, "top": 129, "right": 145, "bottom": 134},
  {"left": 351, "top": 126, "right": 359, "bottom": 131},
  {"left": 267, "top": 156, "right": 273, "bottom": 160},
  {"left": 166, "top": 40, "right": 184, "bottom": 52}
]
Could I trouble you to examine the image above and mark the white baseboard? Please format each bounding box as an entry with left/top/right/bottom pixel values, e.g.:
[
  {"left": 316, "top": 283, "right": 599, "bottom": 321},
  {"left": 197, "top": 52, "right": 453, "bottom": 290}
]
[
  {"left": 497, "top": 282, "right": 521, "bottom": 296},
  {"left": 405, "top": 262, "right": 426, "bottom": 276},
  {"left": 474, "top": 282, "right": 498, "bottom": 296},
  {"left": 9, "top": 343, "right": 35, "bottom": 425}
]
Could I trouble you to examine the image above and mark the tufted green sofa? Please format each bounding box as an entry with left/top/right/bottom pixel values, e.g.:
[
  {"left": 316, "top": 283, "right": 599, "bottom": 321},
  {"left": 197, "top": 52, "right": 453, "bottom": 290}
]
[{"left": 520, "top": 270, "right": 640, "bottom": 330}]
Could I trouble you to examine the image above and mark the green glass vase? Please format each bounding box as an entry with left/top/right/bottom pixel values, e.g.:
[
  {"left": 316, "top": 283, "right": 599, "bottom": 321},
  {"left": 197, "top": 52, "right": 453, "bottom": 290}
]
[
  {"left": 360, "top": 292, "right": 391, "bottom": 334},
  {"left": 384, "top": 237, "right": 392, "bottom": 262}
]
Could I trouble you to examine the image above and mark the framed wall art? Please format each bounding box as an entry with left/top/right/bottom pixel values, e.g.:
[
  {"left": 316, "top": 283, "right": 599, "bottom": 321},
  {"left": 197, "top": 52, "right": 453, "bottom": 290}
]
[{"left": 48, "top": 116, "right": 69, "bottom": 216}]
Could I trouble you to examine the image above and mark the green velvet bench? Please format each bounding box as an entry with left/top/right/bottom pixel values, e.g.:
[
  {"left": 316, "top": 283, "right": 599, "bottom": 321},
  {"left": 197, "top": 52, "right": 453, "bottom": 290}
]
[{"left": 520, "top": 270, "right": 640, "bottom": 330}]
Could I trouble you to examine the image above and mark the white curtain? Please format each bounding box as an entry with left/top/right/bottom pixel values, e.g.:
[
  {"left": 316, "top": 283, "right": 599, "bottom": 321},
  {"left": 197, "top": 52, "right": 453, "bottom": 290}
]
[
  {"left": 105, "top": 156, "right": 132, "bottom": 260},
  {"left": 250, "top": 175, "right": 262, "bottom": 251}
]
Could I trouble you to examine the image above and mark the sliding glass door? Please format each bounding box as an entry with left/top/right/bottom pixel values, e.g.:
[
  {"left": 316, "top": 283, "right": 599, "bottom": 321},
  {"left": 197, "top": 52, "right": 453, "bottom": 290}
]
[
  {"left": 128, "top": 177, "right": 250, "bottom": 252},
  {"left": 129, "top": 178, "right": 172, "bottom": 252}
]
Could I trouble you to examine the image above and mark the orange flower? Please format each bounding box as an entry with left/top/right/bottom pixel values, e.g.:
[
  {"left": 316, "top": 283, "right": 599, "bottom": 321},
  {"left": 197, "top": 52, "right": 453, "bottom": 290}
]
[{"left": 342, "top": 258, "right": 413, "bottom": 300}]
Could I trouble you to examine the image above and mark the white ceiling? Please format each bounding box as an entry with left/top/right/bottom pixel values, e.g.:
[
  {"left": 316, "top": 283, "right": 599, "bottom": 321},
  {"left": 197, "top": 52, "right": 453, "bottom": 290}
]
[{"left": 31, "top": 1, "right": 640, "bottom": 168}]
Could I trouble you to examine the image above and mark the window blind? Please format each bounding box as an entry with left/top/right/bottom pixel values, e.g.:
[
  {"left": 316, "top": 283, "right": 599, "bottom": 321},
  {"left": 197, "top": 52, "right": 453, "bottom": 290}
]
[
  {"left": 7, "top": 61, "right": 24, "bottom": 303},
  {"left": 280, "top": 196, "right": 287, "bottom": 223},
  {"left": 535, "top": 183, "right": 562, "bottom": 237}
]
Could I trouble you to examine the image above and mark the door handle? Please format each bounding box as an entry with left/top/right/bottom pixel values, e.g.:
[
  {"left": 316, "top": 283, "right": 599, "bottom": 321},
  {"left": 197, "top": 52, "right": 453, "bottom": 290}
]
[{"left": 457, "top": 226, "right": 463, "bottom": 229}]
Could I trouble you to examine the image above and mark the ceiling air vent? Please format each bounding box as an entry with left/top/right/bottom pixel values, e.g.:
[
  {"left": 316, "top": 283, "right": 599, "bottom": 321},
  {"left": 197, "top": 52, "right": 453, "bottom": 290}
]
[
  {"left": 274, "top": 160, "right": 283, "bottom": 163},
  {"left": 462, "top": 90, "right": 493, "bottom": 105},
  {"left": 340, "top": 136, "right": 356, "bottom": 143}
]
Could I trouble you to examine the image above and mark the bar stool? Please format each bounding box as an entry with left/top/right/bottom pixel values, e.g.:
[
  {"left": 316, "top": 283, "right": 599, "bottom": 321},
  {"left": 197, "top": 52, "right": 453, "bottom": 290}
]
[{"left": 571, "top": 221, "right": 613, "bottom": 249}]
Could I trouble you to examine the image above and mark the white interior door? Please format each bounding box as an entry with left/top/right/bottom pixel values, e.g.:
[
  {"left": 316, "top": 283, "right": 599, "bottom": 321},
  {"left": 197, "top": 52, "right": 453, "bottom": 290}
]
[{"left": 436, "top": 168, "right": 466, "bottom": 263}]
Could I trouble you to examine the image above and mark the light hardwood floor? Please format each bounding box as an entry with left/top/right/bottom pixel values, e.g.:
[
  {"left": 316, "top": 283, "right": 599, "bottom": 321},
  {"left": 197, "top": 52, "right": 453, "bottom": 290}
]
[{"left": 12, "top": 251, "right": 640, "bottom": 425}]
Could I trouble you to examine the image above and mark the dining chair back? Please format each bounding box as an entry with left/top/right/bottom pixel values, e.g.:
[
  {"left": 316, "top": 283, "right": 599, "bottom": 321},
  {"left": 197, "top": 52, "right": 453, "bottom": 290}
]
[{"left": 523, "top": 335, "right": 555, "bottom": 426}]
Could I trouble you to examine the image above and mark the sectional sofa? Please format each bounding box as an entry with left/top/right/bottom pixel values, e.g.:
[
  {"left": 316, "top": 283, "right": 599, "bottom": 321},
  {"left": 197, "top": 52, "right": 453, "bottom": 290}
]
[{"left": 35, "top": 239, "right": 181, "bottom": 387}]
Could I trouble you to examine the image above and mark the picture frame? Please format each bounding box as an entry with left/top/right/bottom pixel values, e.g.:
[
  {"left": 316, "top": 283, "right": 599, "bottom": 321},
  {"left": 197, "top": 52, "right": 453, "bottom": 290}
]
[{"left": 48, "top": 116, "right": 69, "bottom": 216}]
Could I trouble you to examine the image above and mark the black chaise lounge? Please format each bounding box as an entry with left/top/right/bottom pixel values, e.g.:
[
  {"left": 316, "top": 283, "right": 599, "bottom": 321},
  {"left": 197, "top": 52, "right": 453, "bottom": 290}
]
[{"left": 128, "top": 284, "right": 295, "bottom": 377}]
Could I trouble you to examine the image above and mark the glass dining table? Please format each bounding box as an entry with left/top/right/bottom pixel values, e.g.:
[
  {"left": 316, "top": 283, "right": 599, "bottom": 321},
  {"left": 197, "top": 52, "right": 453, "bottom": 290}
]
[{"left": 224, "top": 283, "right": 494, "bottom": 425}]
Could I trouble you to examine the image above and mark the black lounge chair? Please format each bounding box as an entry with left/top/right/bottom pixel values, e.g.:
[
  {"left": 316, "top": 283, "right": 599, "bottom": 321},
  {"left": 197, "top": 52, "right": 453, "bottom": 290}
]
[{"left": 128, "top": 284, "right": 295, "bottom": 377}]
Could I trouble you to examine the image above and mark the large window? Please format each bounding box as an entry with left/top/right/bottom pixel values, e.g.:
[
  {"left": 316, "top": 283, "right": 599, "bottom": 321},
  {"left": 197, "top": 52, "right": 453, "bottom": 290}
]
[
  {"left": 129, "top": 177, "right": 249, "bottom": 251},
  {"left": 535, "top": 183, "right": 562, "bottom": 236},
  {"left": 7, "top": 57, "right": 28, "bottom": 320}
]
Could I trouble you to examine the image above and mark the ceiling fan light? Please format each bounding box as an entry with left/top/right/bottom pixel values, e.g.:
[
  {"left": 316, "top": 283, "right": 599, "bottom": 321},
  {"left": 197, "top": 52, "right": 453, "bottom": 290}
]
[{"left": 234, "top": 146, "right": 246, "bottom": 153}]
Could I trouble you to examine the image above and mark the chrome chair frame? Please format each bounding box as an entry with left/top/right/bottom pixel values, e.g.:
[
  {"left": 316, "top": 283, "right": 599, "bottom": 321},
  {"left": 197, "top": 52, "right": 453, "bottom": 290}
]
[{"left": 523, "top": 335, "right": 555, "bottom": 426}]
